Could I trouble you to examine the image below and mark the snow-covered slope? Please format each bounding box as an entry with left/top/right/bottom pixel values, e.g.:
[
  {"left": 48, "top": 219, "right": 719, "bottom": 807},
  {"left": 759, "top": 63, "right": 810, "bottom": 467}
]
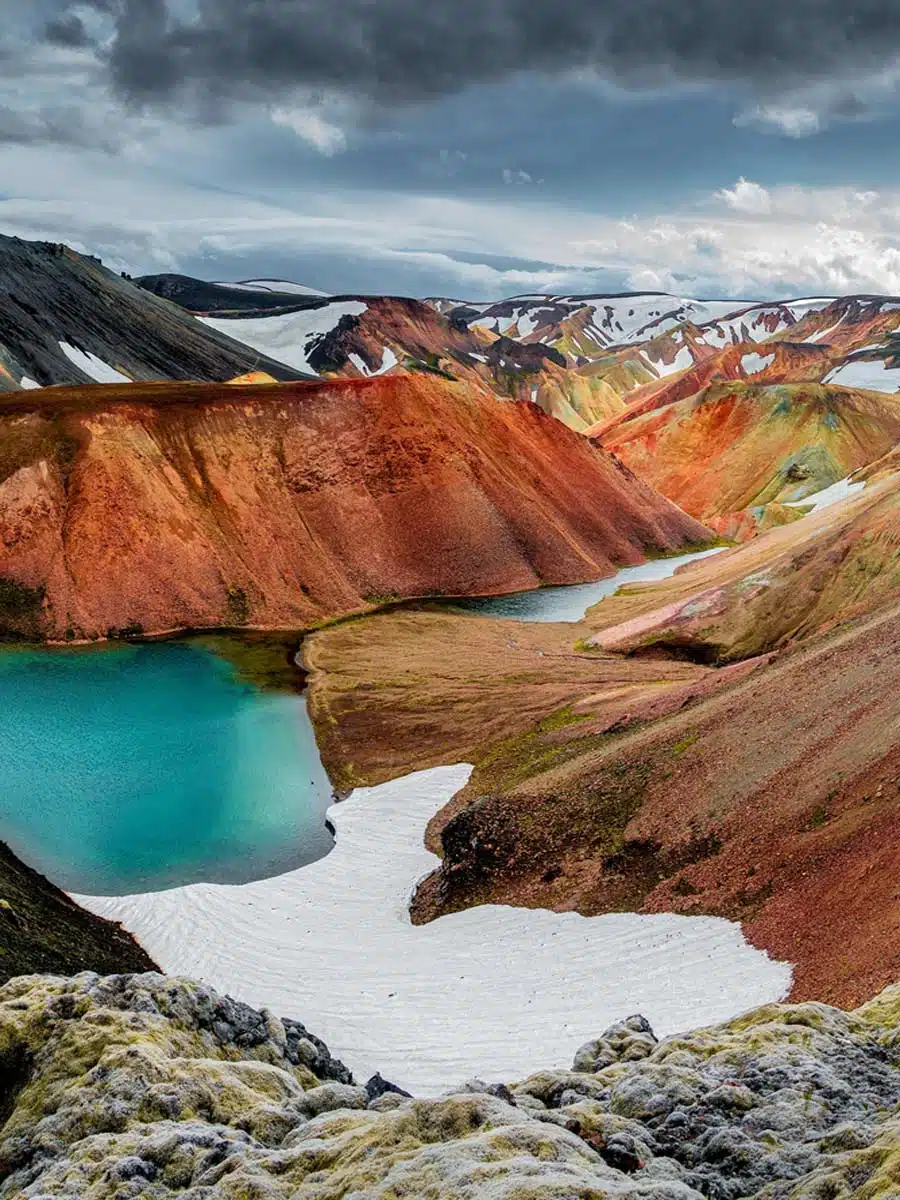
[
  {"left": 435, "top": 293, "right": 852, "bottom": 364},
  {"left": 202, "top": 302, "right": 369, "bottom": 375},
  {"left": 824, "top": 357, "right": 900, "bottom": 391},
  {"left": 455, "top": 293, "right": 750, "bottom": 353},
  {"left": 216, "top": 279, "right": 331, "bottom": 298},
  {"left": 691, "top": 300, "right": 834, "bottom": 350}
]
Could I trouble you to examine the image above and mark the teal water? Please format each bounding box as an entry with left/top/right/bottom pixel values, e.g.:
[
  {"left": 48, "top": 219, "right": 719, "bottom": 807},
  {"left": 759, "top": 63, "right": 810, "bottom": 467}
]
[
  {"left": 0, "top": 642, "right": 334, "bottom": 895},
  {"left": 454, "top": 549, "right": 726, "bottom": 623}
]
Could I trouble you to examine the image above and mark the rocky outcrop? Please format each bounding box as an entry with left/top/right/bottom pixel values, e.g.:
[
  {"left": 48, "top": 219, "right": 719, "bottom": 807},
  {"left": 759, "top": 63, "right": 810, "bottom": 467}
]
[
  {"left": 0, "top": 843, "right": 156, "bottom": 985},
  {"left": 7, "top": 972, "right": 900, "bottom": 1196},
  {"left": 0, "top": 374, "right": 709, "bottom": 642}
]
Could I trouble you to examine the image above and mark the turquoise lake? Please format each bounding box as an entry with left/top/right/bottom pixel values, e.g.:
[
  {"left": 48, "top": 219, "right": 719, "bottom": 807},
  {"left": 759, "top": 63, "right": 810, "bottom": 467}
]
[{"left": 0, "top": 642, "right": 334, "bottom": 896}]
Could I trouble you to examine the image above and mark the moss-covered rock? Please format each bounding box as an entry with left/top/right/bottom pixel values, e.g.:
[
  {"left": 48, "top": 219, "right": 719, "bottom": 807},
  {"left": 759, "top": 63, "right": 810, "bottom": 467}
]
[{"left": 5, "top": 975, "right": 900, "bottom": 1195}]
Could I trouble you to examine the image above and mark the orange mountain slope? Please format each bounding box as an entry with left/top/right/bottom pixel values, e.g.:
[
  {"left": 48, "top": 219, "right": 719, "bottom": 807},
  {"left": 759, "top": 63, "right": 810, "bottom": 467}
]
[
  {"left": 0, "top": 374, "right": 709, "bottom": 641},
  {"left": 579, "top": 474, "right": 900, "bottom": 660},
  {"left": 590, "top": 381, "right": 900, "bottom": 537}
]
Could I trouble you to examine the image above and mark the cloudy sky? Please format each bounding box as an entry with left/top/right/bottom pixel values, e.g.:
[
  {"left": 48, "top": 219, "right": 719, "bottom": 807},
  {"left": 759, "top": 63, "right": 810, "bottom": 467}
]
[{"left": 5, "top": 2, "right": 900, "bottom": 300}]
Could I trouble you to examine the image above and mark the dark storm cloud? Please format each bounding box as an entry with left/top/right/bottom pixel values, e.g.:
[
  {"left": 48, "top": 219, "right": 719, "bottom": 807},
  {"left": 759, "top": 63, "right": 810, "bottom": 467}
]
[
  {"left": 44, "top": 0, "right": 900, "bottom": 109},
  {"left": 43, "top": 14, "right": 91, "bottom": 47}
]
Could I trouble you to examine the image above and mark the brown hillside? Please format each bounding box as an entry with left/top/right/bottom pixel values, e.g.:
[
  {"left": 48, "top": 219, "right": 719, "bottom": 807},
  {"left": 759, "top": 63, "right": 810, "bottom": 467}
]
[{"left": 0, "top": 375, "right": 708, "bottom": 641}]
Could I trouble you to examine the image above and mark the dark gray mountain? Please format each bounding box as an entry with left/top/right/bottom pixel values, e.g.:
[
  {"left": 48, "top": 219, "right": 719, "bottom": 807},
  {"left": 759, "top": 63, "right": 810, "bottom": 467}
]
[
  {"left": 0, "top": 238, "right": 309, "bottom": 389},
  {"left": 137, "top": 273, "right": 329, "bottom": 317}
]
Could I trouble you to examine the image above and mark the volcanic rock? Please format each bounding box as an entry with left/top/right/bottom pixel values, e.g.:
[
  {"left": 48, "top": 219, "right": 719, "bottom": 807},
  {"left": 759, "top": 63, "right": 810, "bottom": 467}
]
[{"left": 6, "top": 972, "right": 900, "bottom": 1196}]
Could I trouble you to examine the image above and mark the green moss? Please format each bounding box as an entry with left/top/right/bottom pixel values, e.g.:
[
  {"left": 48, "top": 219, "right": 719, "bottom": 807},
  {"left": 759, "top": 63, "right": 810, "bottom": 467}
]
[
  {"left": 573, "top": 637, "right": 604, "bottom": 654},
  {"left": 362, "top": 593, "right": 402, "bottom": 606},
  {"left": 225, "top": 585, "right": 251, "bottom": 626},
  {"left": 672, "top": 732, "right": 700, "bottom": 756},
  {"left": 402, "top": 353, "right": 457, "bottom": 381},
  {"left": 0, "top": 578, "right": 45, "bottom": 638},
  {"left": 190, "top": 632, "right": 303, "bottom": 693},
  {"left": 804, "top": 803, "right": 831, "bottom": 830},
  {"left": 474, "top": 703, "right": 614, "bottom": 792}
]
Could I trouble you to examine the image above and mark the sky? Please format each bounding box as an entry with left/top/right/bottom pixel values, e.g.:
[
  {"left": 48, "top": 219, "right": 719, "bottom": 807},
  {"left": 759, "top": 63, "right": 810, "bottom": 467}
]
[{"left": 5, "top": 2, "right": 900, "bottom": 300}]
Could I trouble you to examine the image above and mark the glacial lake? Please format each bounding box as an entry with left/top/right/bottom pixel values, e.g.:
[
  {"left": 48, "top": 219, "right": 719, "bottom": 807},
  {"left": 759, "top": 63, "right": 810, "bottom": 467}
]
[
  {"left": 454, "top": 547, "right": 726, "bottom": 623},
  {"left": 2, "top": 549, "right": 728, "bottom": 898},
  {"left": 0, "top": 641, "right": 334, "bottom": 895}
]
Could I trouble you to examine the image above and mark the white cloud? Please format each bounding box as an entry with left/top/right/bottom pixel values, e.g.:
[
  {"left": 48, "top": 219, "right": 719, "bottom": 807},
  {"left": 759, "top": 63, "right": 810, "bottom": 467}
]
[
  {"left": 270, "top": 107, "right": 347, "bottom": 155},
  {"left": 502, "top": 167, "right": 533, "bottom": 185},
  {"left": 6, "top": 143, "right": 900, "bottom": 302},
  {"left": 716, "top": 177, "right": 772, "bottom": 215},
  {"left": 734, "top": 105, "right": 822, "bottom": 138}
]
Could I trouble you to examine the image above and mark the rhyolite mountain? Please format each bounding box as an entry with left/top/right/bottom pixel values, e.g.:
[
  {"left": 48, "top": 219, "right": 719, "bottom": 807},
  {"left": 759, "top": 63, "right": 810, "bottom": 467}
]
[
  {"left": 590, "top": 380, "right": 900, "bottom": 539},
  {"left": 0, "top": 373, "right": 709, "bottom": 642},
  {"left": 435, "top": 291, "right": 900, "bottom": 436},
  {"left": 14, "top": 245, "right": 900, "bottom": 544},
  {"left": 139, "top": 271, "right": 572, "bottom": 401},
  {"left": 0, "top": 237, "right": 312, "bottom": 388}
]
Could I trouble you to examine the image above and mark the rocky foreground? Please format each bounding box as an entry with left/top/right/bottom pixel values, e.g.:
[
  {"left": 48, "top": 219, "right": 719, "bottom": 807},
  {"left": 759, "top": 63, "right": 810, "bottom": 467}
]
[{"left": 4, "top": 974, "right": 900, "bottom": 1196}]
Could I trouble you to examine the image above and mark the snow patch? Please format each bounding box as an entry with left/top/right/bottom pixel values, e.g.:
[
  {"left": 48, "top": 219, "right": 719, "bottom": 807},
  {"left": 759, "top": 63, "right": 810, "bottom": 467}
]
[
  {"left": 823, "top": 357, "right": 900, "bottom": 392},
  {"left": 345, "top": 347, "right": 397, "bottom": 377},
  {"left": 76, "top": 764, "right": 791, "bottom": 1097},
  {"left": 641, "top": 346, "right": 693, "bottom": 377},
  {"left": 19, "top": 377, "right": 41, "bottom": 390},
  {"left": 786, "top": 477, "right": 866, "bottom": 513},
  {"left": 202, "top": 302, "right": 368, "bottom": 375},
  {"left": 470, "top": 315, "right": 519, "bottom": 336},
  {"left": 806, "top": 320, "right": 843, "bottom": 344},
  {"left": 741, "top": 352, "right": 776, "bottom": 376},
  {"left": 59, "top": 344, "right": 131, "bottom": 384},
  {"left": 220, "top": 279, "right": 331, "bottom": 298},
  {"left": 516, "top": 310, "right": 539, "bottom": 338},
  {"left": 375, "top": 346, "right": 399, "bottom": 375}
]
